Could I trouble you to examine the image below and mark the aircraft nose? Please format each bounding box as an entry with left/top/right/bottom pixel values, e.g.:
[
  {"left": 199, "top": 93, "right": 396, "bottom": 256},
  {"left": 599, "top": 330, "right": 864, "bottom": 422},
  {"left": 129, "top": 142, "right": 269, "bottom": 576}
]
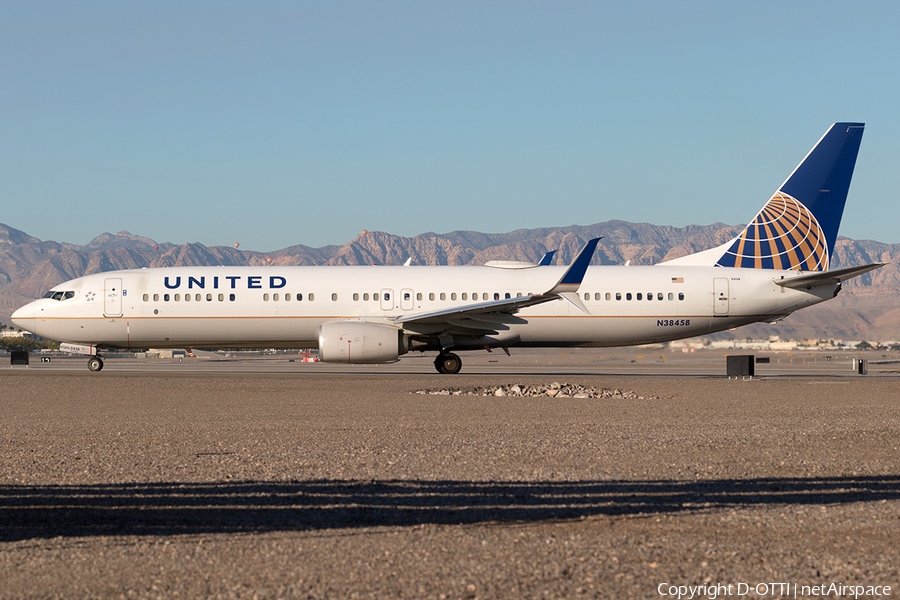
[{"left": 11, "top": 303, "right": 35, "bottom": 331}]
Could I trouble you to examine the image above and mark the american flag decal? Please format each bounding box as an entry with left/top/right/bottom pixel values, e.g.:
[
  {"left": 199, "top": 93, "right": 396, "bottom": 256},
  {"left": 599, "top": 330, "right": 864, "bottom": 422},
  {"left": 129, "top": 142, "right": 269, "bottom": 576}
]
[{"left": 671, "top": 277, "right": 684, "bottom": 283}]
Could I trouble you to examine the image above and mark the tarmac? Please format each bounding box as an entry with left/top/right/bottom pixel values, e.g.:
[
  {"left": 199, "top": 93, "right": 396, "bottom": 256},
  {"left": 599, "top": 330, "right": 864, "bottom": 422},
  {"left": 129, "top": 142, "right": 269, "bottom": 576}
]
[{"left": 1, "top": 348, "right": 898, "bottom": 598}]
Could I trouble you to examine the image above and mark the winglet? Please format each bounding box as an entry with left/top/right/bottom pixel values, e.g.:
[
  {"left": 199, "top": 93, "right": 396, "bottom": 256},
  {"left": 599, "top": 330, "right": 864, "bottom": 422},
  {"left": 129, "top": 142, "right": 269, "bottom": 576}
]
[
  {"left": 538, "top": 250, "right": 557, "bottom": 266},
  {"left": 548, "top": 238, "right": 600, "bottom": 294}
]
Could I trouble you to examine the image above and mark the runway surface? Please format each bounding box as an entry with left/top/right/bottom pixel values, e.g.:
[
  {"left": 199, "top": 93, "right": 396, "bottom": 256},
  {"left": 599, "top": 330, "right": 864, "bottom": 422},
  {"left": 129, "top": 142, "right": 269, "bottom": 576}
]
[
  {"left": 11, "top": 345, "right": 900, "bottom": 378},
  {"left": 2, "top": 350, "right": 899, "bottom": 598}
]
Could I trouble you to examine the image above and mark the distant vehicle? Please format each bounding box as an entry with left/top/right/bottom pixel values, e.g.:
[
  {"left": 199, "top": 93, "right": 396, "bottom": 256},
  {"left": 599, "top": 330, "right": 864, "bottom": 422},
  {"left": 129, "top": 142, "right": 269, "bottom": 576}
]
[{"left": 12, "top": 123, "right": 882, "bottom": 373}]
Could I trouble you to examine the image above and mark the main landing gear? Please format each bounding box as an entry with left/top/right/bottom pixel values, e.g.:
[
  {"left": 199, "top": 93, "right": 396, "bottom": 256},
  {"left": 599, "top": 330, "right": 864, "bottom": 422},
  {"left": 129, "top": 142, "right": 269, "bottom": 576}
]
[
  {"left": 87, "top": 355, "right": 104, "bottom": 372},
  {"left": 434, "top": 352, "right": 462, "bottom": 374}
]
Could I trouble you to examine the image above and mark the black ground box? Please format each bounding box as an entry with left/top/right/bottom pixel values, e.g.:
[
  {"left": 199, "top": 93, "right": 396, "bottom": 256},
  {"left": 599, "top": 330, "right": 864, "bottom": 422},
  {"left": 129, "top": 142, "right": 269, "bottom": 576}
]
[{"left": 727, "top": 354, "right": 755, "bottom": 377}]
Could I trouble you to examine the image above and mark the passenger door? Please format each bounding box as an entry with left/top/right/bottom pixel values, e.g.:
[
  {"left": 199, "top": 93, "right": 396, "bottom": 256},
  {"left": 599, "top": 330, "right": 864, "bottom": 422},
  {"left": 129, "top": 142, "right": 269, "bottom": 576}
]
[
  {"left": 104, "top": 277, "right": 123, "bottom": 318},
  {"left": 713, "top": 278, "right": 729, "bottom": 316}
]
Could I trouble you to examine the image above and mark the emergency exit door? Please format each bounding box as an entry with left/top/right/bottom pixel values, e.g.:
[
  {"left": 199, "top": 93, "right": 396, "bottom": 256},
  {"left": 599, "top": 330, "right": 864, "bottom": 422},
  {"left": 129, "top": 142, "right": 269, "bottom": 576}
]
[{"left": 380, "top": 288, "right": 394, "bottom": 311}]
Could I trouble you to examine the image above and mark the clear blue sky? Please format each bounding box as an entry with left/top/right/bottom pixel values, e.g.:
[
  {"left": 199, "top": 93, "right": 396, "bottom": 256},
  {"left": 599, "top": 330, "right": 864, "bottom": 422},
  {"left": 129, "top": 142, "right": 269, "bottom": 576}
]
[{"left": 2, "top": 1, "right": 898, "bottom": 251}]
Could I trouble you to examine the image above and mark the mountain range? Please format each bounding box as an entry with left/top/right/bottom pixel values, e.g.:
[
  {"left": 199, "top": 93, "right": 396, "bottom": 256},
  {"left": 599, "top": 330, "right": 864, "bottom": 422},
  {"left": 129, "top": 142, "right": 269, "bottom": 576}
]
[{"left": 2, "top": 222, "right": 898, "bottom": 342}]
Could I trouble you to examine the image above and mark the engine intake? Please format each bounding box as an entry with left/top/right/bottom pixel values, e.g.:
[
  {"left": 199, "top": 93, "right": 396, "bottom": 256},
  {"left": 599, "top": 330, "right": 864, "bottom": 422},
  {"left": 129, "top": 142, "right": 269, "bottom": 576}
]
[{"left": 318, "top": 321, "right": 407, "bottom": 364}]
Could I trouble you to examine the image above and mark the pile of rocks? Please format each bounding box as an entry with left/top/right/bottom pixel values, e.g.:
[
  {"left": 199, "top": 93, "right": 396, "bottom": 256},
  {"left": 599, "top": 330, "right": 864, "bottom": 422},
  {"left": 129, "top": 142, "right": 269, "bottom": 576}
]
[{"left": 415, "top": 382, "right": 654, "bottom": 399}]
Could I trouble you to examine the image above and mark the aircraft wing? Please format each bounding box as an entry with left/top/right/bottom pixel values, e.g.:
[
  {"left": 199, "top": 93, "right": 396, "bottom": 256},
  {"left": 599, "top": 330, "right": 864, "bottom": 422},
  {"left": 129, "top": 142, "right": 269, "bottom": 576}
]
[
  {"left": 393, "top": 292, "right": 556, "bottom": 332},
  {"left": 774, "top": 263, "right": 885, "bottom": 289},
  {"left": 394, "top": 238, "right": 600, "bottom": 334}
]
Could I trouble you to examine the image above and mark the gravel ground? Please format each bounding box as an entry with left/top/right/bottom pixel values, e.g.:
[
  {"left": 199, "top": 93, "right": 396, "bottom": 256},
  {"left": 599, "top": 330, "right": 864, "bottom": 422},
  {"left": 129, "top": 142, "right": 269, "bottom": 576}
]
[{"left": 0, "top": 371, "right": 898, "bottom": 599}]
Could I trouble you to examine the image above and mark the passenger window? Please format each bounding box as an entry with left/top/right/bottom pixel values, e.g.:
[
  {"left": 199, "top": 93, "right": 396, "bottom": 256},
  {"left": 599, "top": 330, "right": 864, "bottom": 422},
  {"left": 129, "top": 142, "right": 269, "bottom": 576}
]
[
  {"left": 594, "top": 293, "right": 601, "bottom": 301},
  {"left": 175, "top": 294, "right": 181, "bottom": 301},
  {"left": 207, "top": 293, "right": 213, "bottom": 301},
  {"left": 615, "top": 292, "right": 621, "bottom": 301},
  {"left": 296, "top": 293, "right": 303, "bottom": 301},
  {"left": 440, "top": 292, "right": 446, "bottom": 301},
  {"left": 284, "top": 293, "right": 290, "bottom": 301},
  {"left": 195, "top": 294, "right": 201, "bottom": 301},
  {"left": 462, "top": 293, "right": 468, "bottom": 300},
  {"left": 678, "top": 292, "right": 684, "bottom": 301},
  {"left": 658, "top": 292, "right": 663, "bottom": 301},
  {"left": 626, "top": 293, "right": 632, "bottom": 301},
  {"left": 164, "top": 294, "right": 170, "bottom": 302},
  {"left": 636, "top": 293, "right": 642, "bottom": 300},
  {"left": 668, "top": 292, "right": 674, "bottom": 300},
  {"left": 143, "top": 293, "right": 149, "bottom": 302},
  {"left": 505, "top": 293, "right": 511, "bottom": 299},
  {"left": 493, "top": 293, "right": 500, "bottom": 300},
  {"left": 263, "top": 294, "right": 269, "bottom": 301},
  {"left": 273, "top": 293, "right": 280, "bottom": 301},
  {"left": 230, "top": 294, "right": 236, "bottom": 301},
  {"left": 647, "top": 292, "right": 652, "bottom": 301},
  {"left": 331, "top": 293, "right": 338, "bottom": 301},
  {"left": 428, "top": 292, "right": 434, "bottom": 301},
  {"left": 483, "top": 293, "right": 488, "bottom": 301},
  {"left": 606, "top": 292, "right": 611, "bottom": 301},
  {"left": 353, "top": 293, "right": 359, "bottom": 301},
  {"left": 373, "top": 293, "right": 379, "bottom": 301},
  {"left": 364, "top": 293, "right": 370, "bottom": 301},
  {"left": 309, "top": 293, "right": 315, "bottom": 301},
  {"left": 451, "top": 292, "right": 457, "bottom": 301},
  {"left": 153, "top": 293, "right": 160, "bottom": 301},
  {"left": 218, "top": 294, "right": 224, "bottom": 301},
  {"left": 584, "top": 293, "right": 590, "bottom": 301},
  {"left": 416, "top": 292, "right": 422, "bottom": 301}
]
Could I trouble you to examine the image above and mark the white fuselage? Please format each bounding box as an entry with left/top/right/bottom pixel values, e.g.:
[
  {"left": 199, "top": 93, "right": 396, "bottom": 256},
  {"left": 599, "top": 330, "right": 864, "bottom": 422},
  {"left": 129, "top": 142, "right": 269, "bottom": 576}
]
[{"left": 12, "top": 264, "right": 835, "bottom": 350}]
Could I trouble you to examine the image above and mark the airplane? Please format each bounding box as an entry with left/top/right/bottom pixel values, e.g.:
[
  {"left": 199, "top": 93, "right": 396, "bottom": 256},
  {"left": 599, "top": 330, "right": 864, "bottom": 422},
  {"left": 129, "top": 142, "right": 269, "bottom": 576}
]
[{"left": 11, "top": 123, "right": 884, "bottom": 374}]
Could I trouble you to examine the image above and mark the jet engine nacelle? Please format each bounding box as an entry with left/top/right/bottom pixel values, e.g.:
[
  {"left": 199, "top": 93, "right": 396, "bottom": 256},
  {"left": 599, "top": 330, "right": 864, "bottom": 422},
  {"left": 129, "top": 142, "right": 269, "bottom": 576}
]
[{"left": 318, "top": 321, "right": 407, "bottom": 364}]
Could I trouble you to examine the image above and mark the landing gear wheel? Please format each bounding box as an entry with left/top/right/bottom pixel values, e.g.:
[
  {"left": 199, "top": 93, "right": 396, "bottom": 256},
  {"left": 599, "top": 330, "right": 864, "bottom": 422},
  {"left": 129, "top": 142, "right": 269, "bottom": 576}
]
[
  {"left": 88, "top": 356, "right": 104, "bottom": 372},
  {"left": 434, "top": 352, "right": 462, "bottom": 374}
]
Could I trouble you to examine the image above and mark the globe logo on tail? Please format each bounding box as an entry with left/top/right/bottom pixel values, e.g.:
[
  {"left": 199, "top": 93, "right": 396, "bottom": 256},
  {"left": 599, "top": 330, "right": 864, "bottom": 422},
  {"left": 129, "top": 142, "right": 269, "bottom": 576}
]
[{"left": 716, "top": 192, "right": 828, "bottom": 271}]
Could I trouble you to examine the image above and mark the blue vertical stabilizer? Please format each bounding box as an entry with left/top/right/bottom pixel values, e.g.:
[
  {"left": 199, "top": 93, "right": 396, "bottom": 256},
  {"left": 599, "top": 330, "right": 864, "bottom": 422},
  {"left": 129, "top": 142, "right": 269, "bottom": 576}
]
[{"left": 715, "top": 123, "right": 864, "bottom": 271}]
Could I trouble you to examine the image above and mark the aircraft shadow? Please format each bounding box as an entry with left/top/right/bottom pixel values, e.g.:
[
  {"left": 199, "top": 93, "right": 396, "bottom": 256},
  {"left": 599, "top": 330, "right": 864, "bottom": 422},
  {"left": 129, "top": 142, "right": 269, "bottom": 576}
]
[{"left": 1, "top": 476, "right": 898, "bottom": 542}]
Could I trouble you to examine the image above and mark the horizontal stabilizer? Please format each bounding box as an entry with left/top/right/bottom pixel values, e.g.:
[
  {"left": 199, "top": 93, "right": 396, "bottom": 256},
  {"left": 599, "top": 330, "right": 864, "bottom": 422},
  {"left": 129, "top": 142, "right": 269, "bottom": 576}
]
[{"left": 774, "top": 263, "right": 885, "bottom": 289}]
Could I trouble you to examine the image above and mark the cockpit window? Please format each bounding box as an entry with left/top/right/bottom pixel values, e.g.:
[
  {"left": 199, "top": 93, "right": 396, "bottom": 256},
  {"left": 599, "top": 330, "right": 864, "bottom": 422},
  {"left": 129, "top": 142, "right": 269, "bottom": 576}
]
[{"left": 43, "top": 290, "right": 74, "bottom": 301}]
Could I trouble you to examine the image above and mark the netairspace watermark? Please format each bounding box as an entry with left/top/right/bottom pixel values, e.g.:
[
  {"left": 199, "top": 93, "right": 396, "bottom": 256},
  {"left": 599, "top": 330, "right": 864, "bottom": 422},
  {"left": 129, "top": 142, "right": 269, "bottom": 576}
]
[{"left": 657, "top": 582, "right": 892, "bottom": 599}]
